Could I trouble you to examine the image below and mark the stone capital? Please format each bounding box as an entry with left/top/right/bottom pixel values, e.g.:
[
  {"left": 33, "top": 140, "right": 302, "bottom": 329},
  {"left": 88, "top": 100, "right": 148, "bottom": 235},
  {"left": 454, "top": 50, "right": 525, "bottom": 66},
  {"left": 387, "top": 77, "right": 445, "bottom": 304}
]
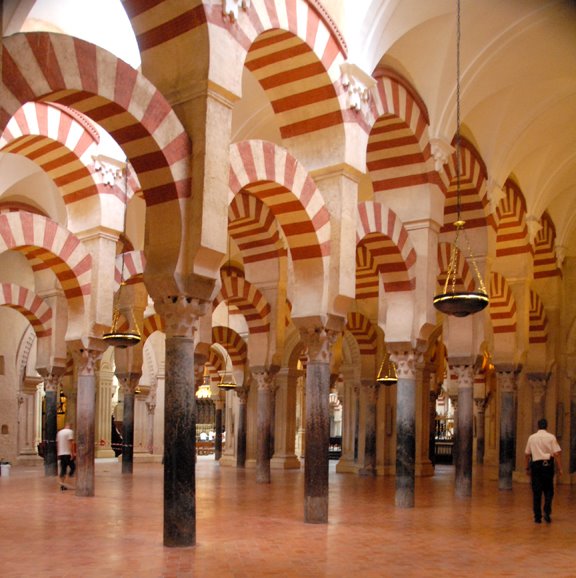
[
  {"left": 116, "top": 372, "right": 142, "bottom": 395},
  {"left": 451, "top": 364, "right": 475, "bottom": 389},
  {"left": 155, "top": 295, "right": 209, "bottom": 339},
  {"left": 298, "top": 326, "right": 339, "bottom": 364},
  {"left": 71, "top": 347, "right": 104, "bottom": 377},
  {"left": 389, "top": 349, "right": 419, "bottom": 381}
]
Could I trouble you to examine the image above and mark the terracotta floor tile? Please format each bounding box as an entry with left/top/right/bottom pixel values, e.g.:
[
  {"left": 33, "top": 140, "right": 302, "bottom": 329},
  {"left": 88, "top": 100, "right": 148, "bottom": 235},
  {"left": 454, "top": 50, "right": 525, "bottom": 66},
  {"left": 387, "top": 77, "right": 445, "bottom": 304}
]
[{"left": 1, "top": 458, "right": 575, "bottom": 577}]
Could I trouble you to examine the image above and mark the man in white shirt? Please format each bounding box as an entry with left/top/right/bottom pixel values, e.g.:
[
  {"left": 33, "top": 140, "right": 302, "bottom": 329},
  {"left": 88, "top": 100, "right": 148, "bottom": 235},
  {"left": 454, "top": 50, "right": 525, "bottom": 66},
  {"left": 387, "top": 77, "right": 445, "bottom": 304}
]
[
  {"left": 525, "top": 418, "right": 562, "bottom": 524},
  {"left": 56, "top": 423, "right": 76, "bottom": 483}
]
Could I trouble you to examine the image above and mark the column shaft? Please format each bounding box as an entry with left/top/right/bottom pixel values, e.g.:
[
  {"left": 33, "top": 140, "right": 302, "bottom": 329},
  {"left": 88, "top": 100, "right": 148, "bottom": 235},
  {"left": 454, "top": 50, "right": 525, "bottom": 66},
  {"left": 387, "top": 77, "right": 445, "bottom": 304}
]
[
  {"left": 122, "top": 391, "right": 135, "bottom": 474},
  {"left": 44, "top": 389, "right": 58, "bottom": 477},
  {"left": 454, "top": 365, "right": 474, "bottom": 497}
]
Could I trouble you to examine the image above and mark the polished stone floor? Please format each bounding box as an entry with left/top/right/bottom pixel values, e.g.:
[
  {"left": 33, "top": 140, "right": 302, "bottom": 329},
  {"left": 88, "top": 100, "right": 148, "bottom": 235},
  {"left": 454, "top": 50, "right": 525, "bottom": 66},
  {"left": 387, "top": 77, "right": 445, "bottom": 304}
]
[{"left": 1, "top": 457, "right": 575, "bottom": 577}]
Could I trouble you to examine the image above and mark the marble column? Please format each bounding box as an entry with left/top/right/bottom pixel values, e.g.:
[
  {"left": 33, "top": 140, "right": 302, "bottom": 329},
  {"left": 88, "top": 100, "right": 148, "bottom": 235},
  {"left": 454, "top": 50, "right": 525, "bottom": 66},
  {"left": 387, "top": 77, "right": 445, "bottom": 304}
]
[
  {"left": 299, "top": 326, "right": 338, "bottom": 523},
  {"left": 95, "top": 364, "right": 116, "bottom": 458},
  {"left": 475, "top": 399, "right": 487, "bottom": 464},
  {"left": 359, "top": 380, "right": 379, "bottom": 476},
  {"left": 429, "top": 388, "right": 439, "bottom": 467},
  {"left": 497, "top": 368, "right": 517, "bottom": 490},
  {"left": 73, "top": 347, "right": 104, "bottom": 497},
  {"left": 527, "top": 373, "right": 547, "bottom": 431},
  {"left": 253, "top": 368, "right": 273, "bottom": 483},
  {"left": 214, "top": 399, "right": 224, "bottom": 461},
  {"left": 117, "top": 372, "right": 140, "bottom": 474},
  {"left": 156, "top": 296, "right": 207, "bottom": 548},
  {"left": 390, "top": 349, "right": 417, "bottom": 508},
  {"left": 39, "top": 369, "right": 63, "bottom": 477},
  {"left": 236, "top": 386, "right": 249, "bottom": 468},
  {"left": 452, "top": 364, "right": 475, "bottom": 497},
  {"left": 270, "top": 368, "right": 301, "bottom": 469}
]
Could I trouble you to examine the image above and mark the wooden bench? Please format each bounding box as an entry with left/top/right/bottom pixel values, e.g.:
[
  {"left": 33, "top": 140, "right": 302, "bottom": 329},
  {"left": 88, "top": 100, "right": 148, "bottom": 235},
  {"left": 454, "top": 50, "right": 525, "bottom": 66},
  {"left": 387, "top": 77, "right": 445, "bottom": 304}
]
[{"left": 196, "top": 441, "right": 215, "bottom": 455}]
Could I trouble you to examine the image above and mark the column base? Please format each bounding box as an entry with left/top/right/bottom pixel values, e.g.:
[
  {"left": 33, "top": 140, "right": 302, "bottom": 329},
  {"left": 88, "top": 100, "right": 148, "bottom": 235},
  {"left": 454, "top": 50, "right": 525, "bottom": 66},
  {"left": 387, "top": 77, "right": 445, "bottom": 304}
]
[
  {"left": 335, "top": 457, "right": 358, "bottom": 474},
  {"left": 95, "top": 448, "right": 116, "bottom": 459},
  {"left": 133, "top": 453, "right": 163, "bottom": 464},
  {"left": 271, "top": 455, "right": 301, "bottom": 469}
]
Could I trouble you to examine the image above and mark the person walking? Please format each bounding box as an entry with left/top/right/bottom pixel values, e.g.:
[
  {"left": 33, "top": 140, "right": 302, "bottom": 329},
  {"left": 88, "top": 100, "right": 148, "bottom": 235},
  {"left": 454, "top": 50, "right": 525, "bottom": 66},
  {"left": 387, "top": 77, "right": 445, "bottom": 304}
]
[
  {"left": 525, "top": 418, "right": 562, "bottom": 524},
  {"left": 56, "top": 422, "right": 76, "bottom": 487}
]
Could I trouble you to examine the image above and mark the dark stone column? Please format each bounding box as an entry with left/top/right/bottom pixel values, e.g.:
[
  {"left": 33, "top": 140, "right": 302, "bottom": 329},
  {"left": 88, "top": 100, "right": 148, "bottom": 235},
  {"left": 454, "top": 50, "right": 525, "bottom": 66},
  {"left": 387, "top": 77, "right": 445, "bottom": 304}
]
[
  {"left": 452, "top": 364, "right": 474, "bottom": 497},
  {"left": 72, "top": 347, "right": 103, "bottom": 497},
  {"left": 429, "top": 387, "right": 439, "bottom": 467},
  {"left": 39, "top": 370, "right": 63, "bottom": 477},
  {"left": 156, "top": 296, "right": 208, "bottom": 548},
  {"left": 474, "top": 399, "right": 487, "bottom": 465},
  {"left": 254, "top": 368, "right": 273, "bottom": 483},
  {"left": 497, "top": 367, "right": 517, "bottom": 490},
  {"left": 527, "top": 373, "right": 547, "bottom": 431},
  {"left": 214, "top": 399, "right": 224, "bottom": 460},
  {"left": 571, "top": 382, "right": 576, "bottom": 474},
  {"left": 390, "top": 349, "right": 417, "bottom": 508},
  {"left": 115, "top": 372, "right": 140, "bottom": 475},
  {"left": 236, "top": 387, "right": 249, "bottom": 468},
  {"left": 359, "top": 381, "right": 378, "bottom": 476},
  {"left": 299, "top": 325, "right": 338, "bottom": 523}
]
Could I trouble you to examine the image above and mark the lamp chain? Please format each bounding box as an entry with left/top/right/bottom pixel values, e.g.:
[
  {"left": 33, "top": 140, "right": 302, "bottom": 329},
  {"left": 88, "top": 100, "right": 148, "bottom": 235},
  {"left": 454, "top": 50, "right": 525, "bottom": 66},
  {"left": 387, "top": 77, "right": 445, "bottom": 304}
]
[{"left": 455, "top": 0, "right": 462, "bottom": 224}]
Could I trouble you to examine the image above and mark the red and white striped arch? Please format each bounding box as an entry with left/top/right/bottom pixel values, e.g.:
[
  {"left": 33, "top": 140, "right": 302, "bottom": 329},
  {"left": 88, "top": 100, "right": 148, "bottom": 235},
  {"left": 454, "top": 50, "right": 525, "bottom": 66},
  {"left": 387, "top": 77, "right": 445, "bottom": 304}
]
[
  {"left": 212, "top": 326, "right": 248, "bottom": 367},
  {"left": 356, "top": 202, "right": 417, "bottom": 296},
  {"left": 442, "top": 137, "right": 491, "bottom": 233},
  {"left": 0, "top": 102, "right": 103, "bottom": 205},
  {"left": 489, "top": 272, "right": 517, "bottom": 334},
  {"left": 0, "top": 212, "right": 91, "bottom": 302},
  {"left": 345, "top": 312, "right": 377, "bottom": 356},
  {"left": 214, "top": 271, "right": 271, "bottom": 335},
  {"left": 437, "top": 242, "right": 475, "bottom": 294},
  {"left": 1, "top": 32, "right": 190, "bottom": 207},
  {"left": 229, "top": 140, "right": 330, "bottom": 262},
  {"left": 209, "top": 0, "right": 347, "bottom": 140},
  {"left": 533, "top": 212, "right": 560, "bottom": 279},
  {"left": 229, "top": 191, "right": 286, "bottom": 264},
  {"left": 0, "top": 283, "right": 52, "bottom": 337},
  {"left": 366, "top": 72, "right": 436, "bottom": 192},
  {"left": 142, "top": 313, "right": 164, "bottom": 340},
  {"left": 529, "top": 290, "right": 548, "bottom": 344},
  {"left": 114, "top": 250, "right": 146, "bottom": 290},
  {"left": 495, "top": 179, "right": 530, "bottom": 258}
]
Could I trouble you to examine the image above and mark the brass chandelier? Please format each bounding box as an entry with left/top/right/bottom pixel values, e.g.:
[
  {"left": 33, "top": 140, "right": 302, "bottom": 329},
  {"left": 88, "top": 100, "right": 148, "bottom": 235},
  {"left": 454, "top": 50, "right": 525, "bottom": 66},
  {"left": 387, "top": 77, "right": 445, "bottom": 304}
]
[{"left": 433, "top": 0, "right": 489, "bottom": 318}]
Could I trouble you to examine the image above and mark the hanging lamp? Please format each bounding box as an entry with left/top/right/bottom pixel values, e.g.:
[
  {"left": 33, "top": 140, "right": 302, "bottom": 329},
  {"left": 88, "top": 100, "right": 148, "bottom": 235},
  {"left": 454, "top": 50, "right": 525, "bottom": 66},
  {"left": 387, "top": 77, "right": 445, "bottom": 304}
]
[
  {"left": 376, "top": 349, "right": 398, "bottom": 386},
  {"left": 217, "top": 233, "right": 239, "bottom": 390},
  {"left": 103, "top": 159, "right": 142, "bottom": 348},
  {"left": 433, "top": 0, "right": 489, "bottom": 318}
]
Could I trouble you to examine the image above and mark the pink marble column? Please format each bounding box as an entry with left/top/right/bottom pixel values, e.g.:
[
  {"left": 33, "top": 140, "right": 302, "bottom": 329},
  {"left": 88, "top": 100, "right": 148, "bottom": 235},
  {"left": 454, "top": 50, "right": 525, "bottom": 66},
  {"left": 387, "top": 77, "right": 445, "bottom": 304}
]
[
  {"left": 72, "top": 347, "right": 104, "bottom": 497},
  {"left": 452, "top": 364, "right": 475, "bottom": 497},
  {"left": 253, "top": 368, "right": 275, "bottom": 484}
]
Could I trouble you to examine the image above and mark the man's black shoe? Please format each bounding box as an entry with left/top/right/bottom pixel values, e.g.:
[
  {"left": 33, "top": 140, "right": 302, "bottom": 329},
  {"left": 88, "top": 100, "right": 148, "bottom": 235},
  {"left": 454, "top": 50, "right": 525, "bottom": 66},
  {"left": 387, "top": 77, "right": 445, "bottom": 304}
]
[
  {"left": 534, "top": 518, "right": 542, "bottom": 524},
  {"left": 544, "top": 515, "right": 551, "bottom": 523}
]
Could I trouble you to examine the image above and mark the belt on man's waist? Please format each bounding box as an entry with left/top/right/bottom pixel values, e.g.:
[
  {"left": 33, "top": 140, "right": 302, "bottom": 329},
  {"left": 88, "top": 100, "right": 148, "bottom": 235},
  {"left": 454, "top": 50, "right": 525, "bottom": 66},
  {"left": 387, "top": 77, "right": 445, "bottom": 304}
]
[{"left": 532, "top": 459, "right": 553, "bottom": 466}]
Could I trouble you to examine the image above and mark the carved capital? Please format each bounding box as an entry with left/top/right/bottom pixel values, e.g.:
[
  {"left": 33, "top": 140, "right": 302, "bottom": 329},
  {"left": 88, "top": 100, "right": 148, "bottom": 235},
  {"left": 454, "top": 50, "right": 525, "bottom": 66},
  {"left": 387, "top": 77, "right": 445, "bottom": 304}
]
[
  {"left": 236, "top": 386, "right": 250, "bottom": 403},
  {"left": 430, "top": 138, "right": 454, "bottom": 172},
  {"left": 340, "top": 63, "right": 376, "bottom": 114},
  {"left": 71, "top": 348, "right": 103, "bottom": 377},
  {"left": 155, "top": 295, "right": 209, "bottom": 339},
  {"left": 389, "top": 349, "right": 418, "bottom": 380},
  {"left": 496, "top": 370, "right": 517, "bottom": 394},
  {"left": 299, "top": 326, "right": 339, "bottom": 364},
  {"left": 451, "top": 364, "right": 475, "bottom": 389},
  {"left": 117, "top": 372, "right": 141, "bottom": 395}
]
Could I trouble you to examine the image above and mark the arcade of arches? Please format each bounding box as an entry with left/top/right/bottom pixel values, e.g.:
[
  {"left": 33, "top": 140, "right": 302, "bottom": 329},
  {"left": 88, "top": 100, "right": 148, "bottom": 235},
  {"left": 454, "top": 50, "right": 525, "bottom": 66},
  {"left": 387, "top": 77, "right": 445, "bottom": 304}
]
[{"left": 1, "top": 0, "right": 576, "bottom": 548}]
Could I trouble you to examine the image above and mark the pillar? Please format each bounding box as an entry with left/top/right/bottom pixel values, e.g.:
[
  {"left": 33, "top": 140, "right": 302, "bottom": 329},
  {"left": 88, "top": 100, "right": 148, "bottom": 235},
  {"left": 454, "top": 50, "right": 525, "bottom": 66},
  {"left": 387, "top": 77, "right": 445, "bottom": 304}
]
[
  {"left": 475, "top": 399, "right": 487, "bottom": 465},
  {"left": 72, "top": 347, "right": 104, "bottom": 497},
  {"left": 156, "top": 295, "right": 208, "bottom": 548},
  {"left": 214, "top": 399, "right": 224, "bottom": 460},
  {"left": 359, "top": 381, "right": 379, "bottom": 476},
  {"left": 117, "top": 372, "right": 140, "bottom": 474},
  {"left": 452, "top": 364, "right": 475, "bottom": 497},
  {"left": 95, "top": 364, "right": 116, "bottom": 458},
  {"left": 270, "top": 368, "right": 301, "bottom": 469},
  {"left": 253, "top": 368, "right": 274, "bottom": 483},
  {"left": 390, "top": 349, "right": 418, "bottom": 508},
  {"left": 497, "top": 367, "right": 517, "bottom": 490},
  {"left": 39, "top": 369, "right": 63, "bottom": 477},
  {"left": 528, "top": 373, "right": 547, "bottom": 431},
  {"left": 335, "top": 367, "right": 357, "bottom": 473},
  {"left": 299, "top": 325, "right": 338, "bottom": 523},
  {"left": 236, "top": 387, "right": 249, "bottom": 468}
]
